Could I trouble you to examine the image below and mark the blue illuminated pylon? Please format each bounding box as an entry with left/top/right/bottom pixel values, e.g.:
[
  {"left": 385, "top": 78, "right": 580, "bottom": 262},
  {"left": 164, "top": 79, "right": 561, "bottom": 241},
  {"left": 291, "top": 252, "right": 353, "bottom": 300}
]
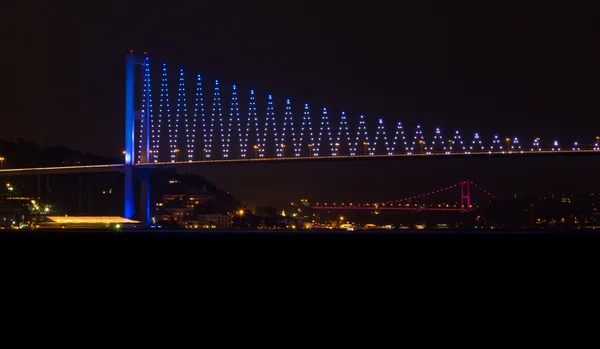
[{"left": 124, "top": 52, "right": 151, "bottom": 224}]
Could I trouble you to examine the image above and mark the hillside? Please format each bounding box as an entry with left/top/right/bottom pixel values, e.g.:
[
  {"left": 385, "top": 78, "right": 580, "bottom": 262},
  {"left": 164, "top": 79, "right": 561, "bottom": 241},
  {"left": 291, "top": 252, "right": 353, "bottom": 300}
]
[{"left": 0, "top": 139, "right": 240, "bottom": 216}]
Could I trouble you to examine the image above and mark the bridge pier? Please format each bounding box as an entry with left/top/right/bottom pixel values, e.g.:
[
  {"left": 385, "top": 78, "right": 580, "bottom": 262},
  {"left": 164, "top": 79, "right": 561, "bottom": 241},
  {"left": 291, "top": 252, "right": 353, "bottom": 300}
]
[
  {"left": 124, "top": 165, "right": 151, "bottom": 226},
  {"left": 138, "top": 168, "right": 151, "bottom": 226},
  {"left": 124, "top": 51, "right": 152, "bottom": 226},
  {"left": 124, "top": 165, "right": 134, "bottom": 220}
]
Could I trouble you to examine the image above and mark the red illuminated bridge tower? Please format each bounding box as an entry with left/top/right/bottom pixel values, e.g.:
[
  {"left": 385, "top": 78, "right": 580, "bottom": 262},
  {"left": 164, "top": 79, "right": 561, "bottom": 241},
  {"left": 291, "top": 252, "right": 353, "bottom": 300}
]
[{"left": 461, "top": 180, "right": 471, "bottom": 209}]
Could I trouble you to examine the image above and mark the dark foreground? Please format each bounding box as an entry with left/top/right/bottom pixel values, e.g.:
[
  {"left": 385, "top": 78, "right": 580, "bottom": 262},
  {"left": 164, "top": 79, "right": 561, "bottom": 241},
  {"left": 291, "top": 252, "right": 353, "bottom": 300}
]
[{"left": 1, "top": 230, "right": 598, "bottom": 347}]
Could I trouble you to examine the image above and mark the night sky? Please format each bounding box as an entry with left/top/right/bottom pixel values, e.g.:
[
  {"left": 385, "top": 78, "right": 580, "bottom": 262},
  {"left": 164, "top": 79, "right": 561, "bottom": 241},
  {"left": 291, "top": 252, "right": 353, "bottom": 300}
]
[{"left": 2, "top": 1, "right": 599, "bottom": 207}]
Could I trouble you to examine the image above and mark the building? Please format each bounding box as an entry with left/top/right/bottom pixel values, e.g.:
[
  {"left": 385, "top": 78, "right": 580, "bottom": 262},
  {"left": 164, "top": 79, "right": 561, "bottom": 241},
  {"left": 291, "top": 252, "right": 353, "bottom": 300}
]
[
  {"left": 160, "top": 187, "right": 214, "bottom": 222},
  {"left": 197, "top": 214, "right": 232, "bottom": 229}
]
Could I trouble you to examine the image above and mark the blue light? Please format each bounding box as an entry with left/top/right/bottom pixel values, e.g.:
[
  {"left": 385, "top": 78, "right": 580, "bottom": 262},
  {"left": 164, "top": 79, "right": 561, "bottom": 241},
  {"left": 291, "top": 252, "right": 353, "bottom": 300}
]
[
  {"left": 207, "top": 79, "right": 220, "bottom": 159},
  {"left": 231, "top": 84, "right": 241, "bottom": 158},
  {"left": 316, "top": 107, "right": 332, "bottom": 156},
  {"left": 173, "top": 68, "right": 185, "bottom": 162},
  {"left": 392, "top": 121, "right": 406, "bottom": 154},
  {"left": 284, "top": 98, "right": 300, "bottom": 157},
  {"left": 138, "top": 57, "right": 149, "bottom": 163},
  {"left": 160, "top": 62, "right": 174, "bottom": 162},
  {"left": 355, "top": 115, "right": 370, "bottom": 155},
  {"left": 301, "top": 104, "right": 314, "bottom": 156},
  {"left": 374, "top": 118, "right": 390, "bottom": 155},
  {"left": 249, "top": 89, "right": 258, "bottom": 156},
  {"left": 193, "top": 74, "right": 203, "bottom": 161},
  {"left": 145, "top": 57, "right": 157, "bottom": 163},
  {"left": 336, "top": 111, "right": 350, "bottom": 156},
  {"left": 178, "top": 69, "right": 190, "bottom": 161},
  {"left": 261, "top": 94, "right": 274, "bottom": 157}
]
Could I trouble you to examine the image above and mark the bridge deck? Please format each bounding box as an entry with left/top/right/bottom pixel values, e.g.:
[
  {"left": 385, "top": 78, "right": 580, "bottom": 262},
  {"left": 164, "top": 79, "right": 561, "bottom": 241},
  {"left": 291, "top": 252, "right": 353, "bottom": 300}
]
[{"left": 0, "top": 149, "right": 597, "bottom": 176}]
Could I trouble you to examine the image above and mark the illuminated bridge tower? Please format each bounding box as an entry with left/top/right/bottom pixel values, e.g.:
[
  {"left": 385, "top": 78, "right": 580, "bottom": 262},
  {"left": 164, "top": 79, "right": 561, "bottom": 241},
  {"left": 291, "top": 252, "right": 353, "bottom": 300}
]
[
  {"left": 461, "top": 180, "right": 471, "bottom": 209},
  {"left": 124, "top": 51, "right": 152, "bottom": 224}
]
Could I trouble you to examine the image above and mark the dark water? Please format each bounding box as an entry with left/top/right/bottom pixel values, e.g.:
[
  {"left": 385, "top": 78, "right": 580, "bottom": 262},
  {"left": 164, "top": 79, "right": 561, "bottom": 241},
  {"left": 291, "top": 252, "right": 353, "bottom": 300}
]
[{"left": 1, "top": 230, "right": 597, "bottom": 346}]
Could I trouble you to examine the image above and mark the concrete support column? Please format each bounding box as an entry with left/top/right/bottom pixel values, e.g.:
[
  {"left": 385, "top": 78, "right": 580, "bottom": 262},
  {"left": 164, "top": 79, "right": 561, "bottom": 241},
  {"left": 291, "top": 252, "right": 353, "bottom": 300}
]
[
  {"left": 124, "top": 165, "right": 134, "bottom": 219},
  {"left": 139, "top": 169, "right": 151, "bottom": 225}
]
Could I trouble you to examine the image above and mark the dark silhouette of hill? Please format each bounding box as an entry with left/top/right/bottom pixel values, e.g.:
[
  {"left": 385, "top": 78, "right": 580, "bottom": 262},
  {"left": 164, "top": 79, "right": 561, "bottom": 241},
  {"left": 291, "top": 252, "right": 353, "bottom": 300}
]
[
  {"left": 0, "top": 138, "right": 119, "bottom": 168},
  {"left": 0, "top": 139, "right": 240, "bottom": 217}
]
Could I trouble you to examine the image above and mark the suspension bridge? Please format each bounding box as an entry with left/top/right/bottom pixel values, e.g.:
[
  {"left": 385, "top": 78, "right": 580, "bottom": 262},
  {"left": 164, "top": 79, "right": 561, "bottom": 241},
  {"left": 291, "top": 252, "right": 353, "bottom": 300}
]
[
  {"left": 303, "top": 180, "right": 498, "bottom": 212},
  {"left": 0, "top": 51, "right": 598, "bottom": 224}
]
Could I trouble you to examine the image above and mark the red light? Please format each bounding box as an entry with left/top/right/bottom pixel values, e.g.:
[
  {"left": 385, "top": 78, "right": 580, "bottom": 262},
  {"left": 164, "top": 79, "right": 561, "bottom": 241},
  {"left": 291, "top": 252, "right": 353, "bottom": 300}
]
[
  {"left": 129, "top": 49, "right": 133, "bottom": 53},
  {"left": 144, "top": 51, "right": 147, "bottom": 55}
]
